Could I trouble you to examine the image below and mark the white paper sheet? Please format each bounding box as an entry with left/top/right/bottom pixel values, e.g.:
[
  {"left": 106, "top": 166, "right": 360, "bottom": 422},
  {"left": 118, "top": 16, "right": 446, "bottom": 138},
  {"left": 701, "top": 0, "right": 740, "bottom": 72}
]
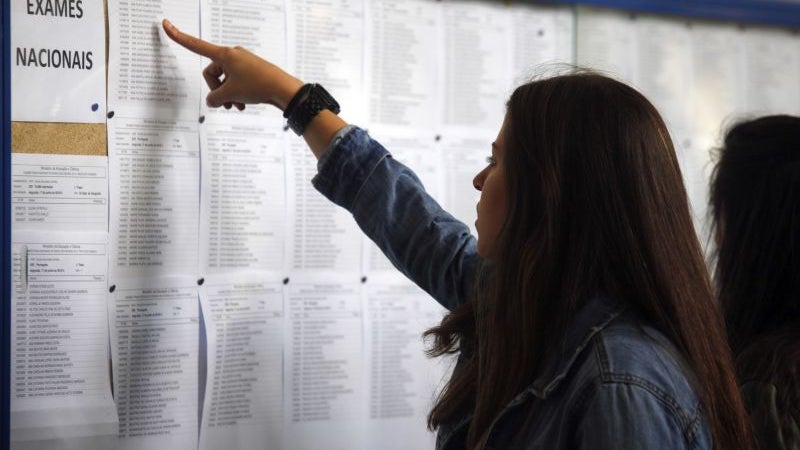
[
  {"left": 287, "top": 0, "right": 366, "bottom": 124},
  {"left": 108, "top": 117, "right": 200, "bottom": 281},
  {"left": 365, "top": 0, "right": 441, "bottom": 128},
  {"left": 199, "top": 124, "right": 287, "bottom": 279},
  {"left": 109, "top": 279, "right": 199, "bottom": 450},
  {"left": 286, "top": 140, "right": 362, "bottom": 278},
  {"left": 11, "top": 0, "right": 106, "bottom": 123},
  {"left": 440, "top": 1, "right": 511, "bottom": 132},
  {"left": 742, "top": 26, "right": 800, "bottom": 116},
  {"left": 200, "top": 0, "right": 288, "bottom": 123},
  {"left": 575, "top": 7, "right": 637, "bottom": 84},
  {"left": 682, "top": 22, "right": 745, "bottom": 235},
  {"left": 634, "top": 17, "right": 694, "bottom": 134},
  {"left": 553, "top": 7, "right": 576, "bottom": 65},
  {"left": 576, "top": 7, "right": 800, "bottom": 257},
  {"left": 284, "top": 282, "right": 364, "bottom": 450},
  {"left": 199, "top": 279, "right": 284, "bottom": 450},
  {"left": 363, "top": 280, "right": 449, "bottom": 450},
  {"left": 12, "top": 154, "right": 108, "bottom": 233},
  {"left": 108, "top": 0, "right": 201, "bottom": 121},
  {"left": 690, "top": 22, "right": 745, "bottom": 140},
  {"left": 439, "top": 132, "right": 492, "bottom": 236},
  {"left": 511, "top": 4, "right": 575, "bottom": 85},
  {"left": 10, "top": 231, "right": 117, "bottom": 450}
]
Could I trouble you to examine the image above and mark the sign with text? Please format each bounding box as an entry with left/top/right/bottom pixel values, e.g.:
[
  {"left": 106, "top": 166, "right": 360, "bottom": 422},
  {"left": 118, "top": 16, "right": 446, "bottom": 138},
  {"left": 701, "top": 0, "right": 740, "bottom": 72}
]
[{"left": 11, "top": 0, "right": 106, "bottom": 123}]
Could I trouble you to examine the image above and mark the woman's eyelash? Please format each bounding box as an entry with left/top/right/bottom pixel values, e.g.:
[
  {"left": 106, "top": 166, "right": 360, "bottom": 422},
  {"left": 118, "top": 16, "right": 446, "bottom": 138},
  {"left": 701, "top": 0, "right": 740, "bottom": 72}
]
[{"left": 486, "top": 156, "right": 496, "bottom": 165}]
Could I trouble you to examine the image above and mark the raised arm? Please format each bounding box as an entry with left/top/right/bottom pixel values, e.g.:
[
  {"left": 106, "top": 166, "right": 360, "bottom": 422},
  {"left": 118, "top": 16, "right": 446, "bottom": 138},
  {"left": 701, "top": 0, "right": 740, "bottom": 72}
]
[{"left": 162, "top": 19, "right": 480, "bottom": 308}]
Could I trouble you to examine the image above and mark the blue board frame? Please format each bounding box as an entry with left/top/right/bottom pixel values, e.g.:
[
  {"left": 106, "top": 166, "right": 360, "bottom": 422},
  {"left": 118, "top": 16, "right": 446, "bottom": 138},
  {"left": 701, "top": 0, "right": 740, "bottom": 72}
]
[
  {"left": 0, "top": 0, "right": 797, "bottom": 448},
  {"left": 2, "top": 0, "right": 10, "bottom": 447}
]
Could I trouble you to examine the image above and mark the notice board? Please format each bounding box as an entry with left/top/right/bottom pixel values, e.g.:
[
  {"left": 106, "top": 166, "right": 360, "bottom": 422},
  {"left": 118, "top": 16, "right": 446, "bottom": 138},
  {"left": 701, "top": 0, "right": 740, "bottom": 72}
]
[{"left": 3, "top": 1, "right": 799, "bottom": 449}]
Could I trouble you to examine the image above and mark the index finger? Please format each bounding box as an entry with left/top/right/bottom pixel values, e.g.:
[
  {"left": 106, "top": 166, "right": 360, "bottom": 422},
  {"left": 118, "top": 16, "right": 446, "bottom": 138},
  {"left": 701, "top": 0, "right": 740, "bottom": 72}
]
[{"left": 162, "top": 19, "right": 225, "bottom": 60}]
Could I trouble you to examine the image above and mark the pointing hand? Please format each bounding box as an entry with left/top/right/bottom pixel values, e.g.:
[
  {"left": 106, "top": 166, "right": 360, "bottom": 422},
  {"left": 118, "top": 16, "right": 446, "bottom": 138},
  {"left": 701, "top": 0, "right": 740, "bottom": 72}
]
[{"left": 162, "top": 19, "right": 303, "bottom": 111}]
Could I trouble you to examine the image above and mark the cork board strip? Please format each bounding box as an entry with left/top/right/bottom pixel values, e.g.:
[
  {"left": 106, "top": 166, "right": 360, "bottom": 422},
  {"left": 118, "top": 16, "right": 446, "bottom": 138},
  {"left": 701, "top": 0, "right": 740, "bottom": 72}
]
[{"left": 11, "top": 122, "right": 107, "bottom": 156}]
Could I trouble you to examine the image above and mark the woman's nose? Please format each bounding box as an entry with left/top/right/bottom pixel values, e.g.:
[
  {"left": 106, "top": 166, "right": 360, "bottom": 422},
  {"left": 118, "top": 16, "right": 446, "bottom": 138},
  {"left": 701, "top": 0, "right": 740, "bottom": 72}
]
[{"left": 473, "top": 168, "right": 486, "bottom": 191}]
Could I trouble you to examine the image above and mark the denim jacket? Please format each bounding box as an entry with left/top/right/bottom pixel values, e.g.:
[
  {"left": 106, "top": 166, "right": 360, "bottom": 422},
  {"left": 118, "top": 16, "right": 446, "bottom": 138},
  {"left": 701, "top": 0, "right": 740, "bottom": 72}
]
[{"left": 313, "top": 126, "right": 713, "bottom": 450}]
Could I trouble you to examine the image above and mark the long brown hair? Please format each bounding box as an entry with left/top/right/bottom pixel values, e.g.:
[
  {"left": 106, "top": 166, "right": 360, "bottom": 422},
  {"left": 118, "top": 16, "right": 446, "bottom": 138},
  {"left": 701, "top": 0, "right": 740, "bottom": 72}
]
[
  {"left": 425, "top": 73, "right": 753, "bottom": 450},
  {"left": 710, "top": 115, "right": 800, "bottom": 433}
]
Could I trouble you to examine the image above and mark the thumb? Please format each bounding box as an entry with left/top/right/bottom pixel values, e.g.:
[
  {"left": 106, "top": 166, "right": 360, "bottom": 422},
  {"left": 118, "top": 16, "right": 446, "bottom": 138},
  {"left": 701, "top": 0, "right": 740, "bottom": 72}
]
[{"left": 205, "top": 83, "right": 236, "bottom": 108}]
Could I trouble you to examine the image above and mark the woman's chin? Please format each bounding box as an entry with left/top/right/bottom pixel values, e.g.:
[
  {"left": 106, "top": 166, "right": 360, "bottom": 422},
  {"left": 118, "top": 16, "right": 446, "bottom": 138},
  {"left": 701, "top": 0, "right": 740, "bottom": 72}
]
[{"left": 476, "top": 240, "right": 495, "bottom": 260}]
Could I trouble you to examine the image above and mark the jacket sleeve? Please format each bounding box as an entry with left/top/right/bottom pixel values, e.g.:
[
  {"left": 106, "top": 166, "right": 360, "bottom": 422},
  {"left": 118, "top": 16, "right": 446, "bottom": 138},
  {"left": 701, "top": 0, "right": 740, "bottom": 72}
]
[{"left": 312, "top": 126, "right": 480, "bottom": 311}]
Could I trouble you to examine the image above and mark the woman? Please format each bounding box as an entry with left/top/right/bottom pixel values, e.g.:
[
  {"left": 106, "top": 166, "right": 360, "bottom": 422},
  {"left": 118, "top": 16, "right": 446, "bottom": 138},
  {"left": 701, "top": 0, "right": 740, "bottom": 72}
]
[
  {"left": 162, "top": 19, "right": 753, "bottom": 449},
  {"left": 710, "top": 115, "right": 800, "bottom": 450}
]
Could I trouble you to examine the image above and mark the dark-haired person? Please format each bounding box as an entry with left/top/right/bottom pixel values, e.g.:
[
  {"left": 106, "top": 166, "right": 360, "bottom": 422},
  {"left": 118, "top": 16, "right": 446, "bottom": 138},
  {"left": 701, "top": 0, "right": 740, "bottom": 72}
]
[
  {"left": 161, "top": 19, "right": 753, "bottom": 450},
  {"left": 710, "top": 115, "right": 800, "bottom": 450}
]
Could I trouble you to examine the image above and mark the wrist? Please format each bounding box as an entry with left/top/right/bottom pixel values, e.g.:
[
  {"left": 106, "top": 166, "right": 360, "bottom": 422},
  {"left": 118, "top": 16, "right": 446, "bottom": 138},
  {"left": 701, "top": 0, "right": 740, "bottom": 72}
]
[{"left": 274, "top": 78, "right": 304, "bottom": 111}]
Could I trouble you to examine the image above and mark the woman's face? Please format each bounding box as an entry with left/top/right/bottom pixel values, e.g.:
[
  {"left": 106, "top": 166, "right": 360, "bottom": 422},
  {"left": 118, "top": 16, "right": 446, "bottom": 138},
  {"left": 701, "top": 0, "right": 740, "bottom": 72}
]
[{"left": 473, "top": 117, "right": 509, "bottom": 259}]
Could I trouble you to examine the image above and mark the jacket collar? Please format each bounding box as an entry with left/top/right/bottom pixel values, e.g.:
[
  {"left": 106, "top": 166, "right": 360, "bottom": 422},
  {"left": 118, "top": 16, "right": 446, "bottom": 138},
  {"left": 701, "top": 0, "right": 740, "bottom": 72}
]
[{"left": 526, "top": 294, "right": 626, "bottom": 400}]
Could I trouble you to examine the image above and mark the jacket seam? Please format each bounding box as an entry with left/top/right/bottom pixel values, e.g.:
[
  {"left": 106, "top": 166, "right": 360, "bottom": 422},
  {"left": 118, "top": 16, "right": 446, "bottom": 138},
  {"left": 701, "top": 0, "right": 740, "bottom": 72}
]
[
  {"left": 600, "top": 371, "right": 701, "bottom": 448},
  {"left": 594, "top": 335, "right": 611, "bottom": 374},
  {"left": 350, "top": 153, "right": 392, "bottom": 213}
]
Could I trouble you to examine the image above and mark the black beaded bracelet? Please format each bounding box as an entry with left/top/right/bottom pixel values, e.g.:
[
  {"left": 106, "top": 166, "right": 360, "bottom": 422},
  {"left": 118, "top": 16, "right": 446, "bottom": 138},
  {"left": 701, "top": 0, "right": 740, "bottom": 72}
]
[
  {"left": 282, "top": 83, "right": 314, "bottom": 120},
  {"left": 283, "top": 84, "right": 340, "bottom": 136}
]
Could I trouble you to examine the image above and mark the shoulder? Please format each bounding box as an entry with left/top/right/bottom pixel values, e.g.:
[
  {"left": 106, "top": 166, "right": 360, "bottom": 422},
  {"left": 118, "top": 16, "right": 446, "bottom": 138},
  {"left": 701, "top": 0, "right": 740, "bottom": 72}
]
[
  {"left": 567, "top": 314, "right": 711, "bottom": 449},
  {"left": 593, "top": 314, "right": 701, "bottom": 405}
]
